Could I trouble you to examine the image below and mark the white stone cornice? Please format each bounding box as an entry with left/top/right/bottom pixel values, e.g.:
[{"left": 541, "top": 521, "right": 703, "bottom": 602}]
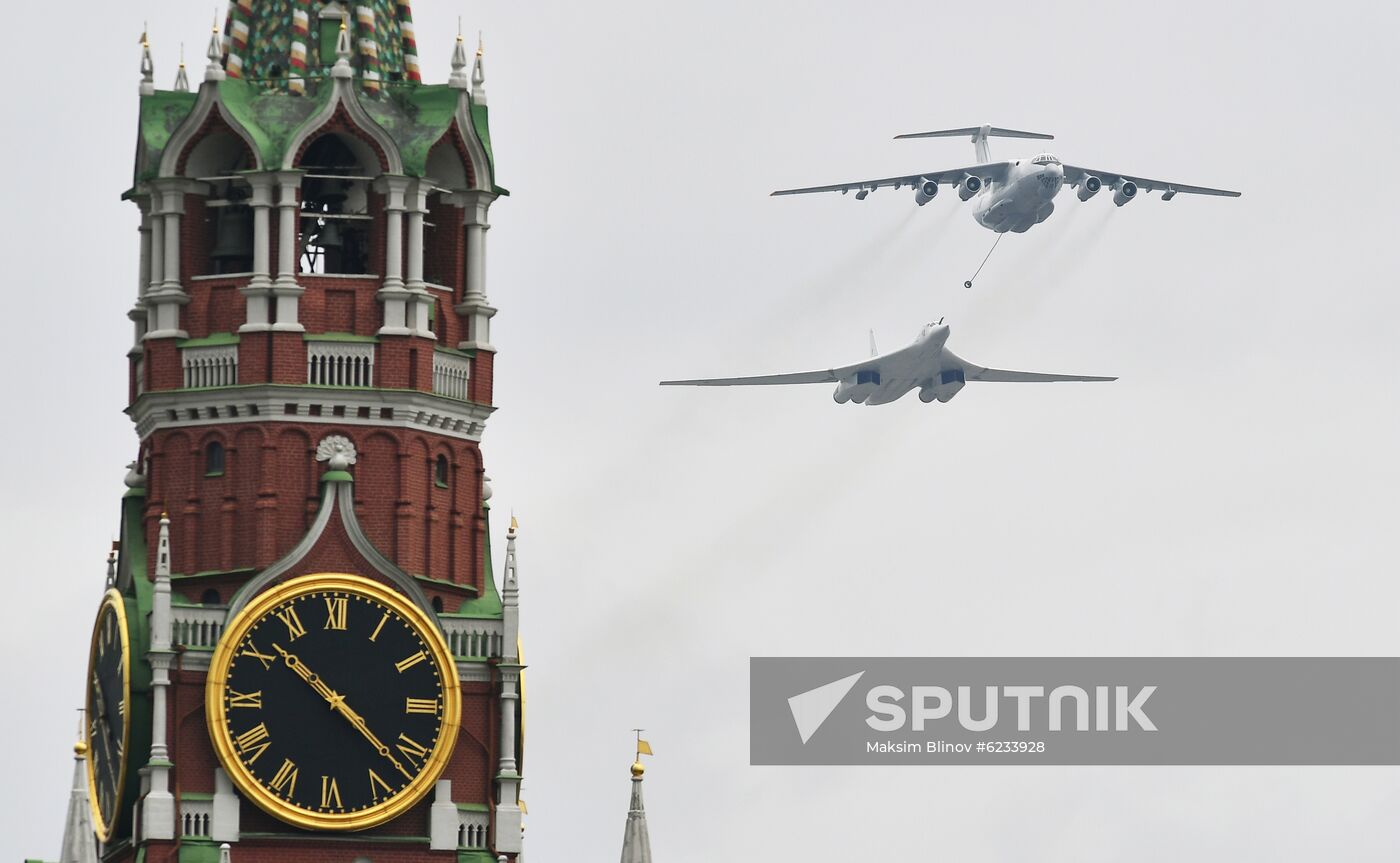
[{"left": 129, "top": 384, "right": 495, "bottom": 443}]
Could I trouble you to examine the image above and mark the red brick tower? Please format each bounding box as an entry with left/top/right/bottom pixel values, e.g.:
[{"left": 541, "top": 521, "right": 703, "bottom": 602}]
[{"left": 72, "top": 6, "right": 522, "bottom": 863}]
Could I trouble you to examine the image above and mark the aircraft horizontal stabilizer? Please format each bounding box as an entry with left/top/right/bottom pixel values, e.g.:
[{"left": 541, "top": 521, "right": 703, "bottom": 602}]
[{"left": 895, "top": 126, "right": 1054, "bottom": 141}]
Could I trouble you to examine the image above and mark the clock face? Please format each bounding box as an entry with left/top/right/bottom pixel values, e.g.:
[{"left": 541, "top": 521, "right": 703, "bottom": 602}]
[
  {"left": 86, "top": 589, "right": 131, "bottom": 842},
  {"left": 206, "top": 574, "right": 460, "bottom": 831}
]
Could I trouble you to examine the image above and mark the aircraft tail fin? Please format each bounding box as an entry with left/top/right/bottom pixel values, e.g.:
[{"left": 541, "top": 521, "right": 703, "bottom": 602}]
[
  {"left": 869, "top": 329, "right": 878, "bottom": 358},
  {"left": 895, "top": 125, "right": 1054, "bottom": 163}
]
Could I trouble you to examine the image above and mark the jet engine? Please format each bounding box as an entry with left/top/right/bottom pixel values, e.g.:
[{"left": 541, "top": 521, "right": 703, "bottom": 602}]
[
  {"left": 919, "top": 369, "right": 966, "bottom": 403},
  {"left": 914, "top": 178, "right": 939, "bottom": 206},
  {"left": 1077, "top": 175, "right": 1102, "bottom": 201},
  {"left": 1113, "top": 180, "right": 1138, "bottom": 207},
  {"left": 958, "top": 174, "right": 983, "bottom": 201}
]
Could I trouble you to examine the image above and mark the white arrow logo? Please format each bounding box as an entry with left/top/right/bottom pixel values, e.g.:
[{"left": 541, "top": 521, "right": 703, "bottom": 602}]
[{"left": 787, "top": 671, "right": 865, "bottom": 744}]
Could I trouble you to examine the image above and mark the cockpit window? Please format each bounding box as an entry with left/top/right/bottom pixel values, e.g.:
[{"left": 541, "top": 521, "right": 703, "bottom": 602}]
[{"left": 1031, "top": 153, "right": 1061, "bottom": 165}]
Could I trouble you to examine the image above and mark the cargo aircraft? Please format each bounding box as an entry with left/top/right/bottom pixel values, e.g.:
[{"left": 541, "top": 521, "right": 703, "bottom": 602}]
[
  {"left": 771, "top": 125, "right": 1240, "bottom": 235},
  {"left": 659, "top": 321, "right": 1115, "bottom": 406}
]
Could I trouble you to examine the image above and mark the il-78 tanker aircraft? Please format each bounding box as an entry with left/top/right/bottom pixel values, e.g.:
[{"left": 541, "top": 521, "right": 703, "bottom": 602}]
[
  {"left": 772, "top": 125, "right": 1240, "bottom": 234},
  {"left": 660, "top": 321, "right": 1114, "bottom": 406}
]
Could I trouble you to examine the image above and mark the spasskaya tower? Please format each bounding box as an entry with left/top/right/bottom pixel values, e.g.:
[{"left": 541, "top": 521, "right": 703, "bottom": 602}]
[{"left": 53, "top": 4, "right": 524, "bottom": 863}]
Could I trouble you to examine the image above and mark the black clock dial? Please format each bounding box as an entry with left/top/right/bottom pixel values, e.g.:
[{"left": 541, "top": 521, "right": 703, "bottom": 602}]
[
  {"left": 85, "top": 590, "right": 130, "bottom": 842},
  {"left": 210, "top": 577, "right": 458, "bottom": 829}
]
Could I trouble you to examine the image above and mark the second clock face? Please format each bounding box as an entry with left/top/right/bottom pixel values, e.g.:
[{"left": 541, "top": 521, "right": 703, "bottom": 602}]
[{"left": 207, "top": 574, "right": 460, "bottom": 831}]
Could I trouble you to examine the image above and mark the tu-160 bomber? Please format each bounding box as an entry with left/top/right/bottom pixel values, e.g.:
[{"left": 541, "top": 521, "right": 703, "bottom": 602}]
[
  {"left": 772, "top": 124, "right": 1241, "bottom": 235},
  {"left": 660, "top": 321, "right": 1114, "bottom": 406}
]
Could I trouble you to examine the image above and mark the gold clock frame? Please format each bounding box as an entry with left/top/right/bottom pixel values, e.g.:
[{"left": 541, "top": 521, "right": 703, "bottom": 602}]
[
  {"left": 85, "top": 588, "right": 132, "bottom": 843},
  {"left": 206, "top": 573, "right": 461, "bottom": 832}
]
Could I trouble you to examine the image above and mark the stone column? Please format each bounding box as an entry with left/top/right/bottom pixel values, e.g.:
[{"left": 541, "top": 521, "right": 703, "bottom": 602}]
[
  {"left": 240, "top": 174, "right": 277, "bottom": 332},
  {"left": 454, "top": 190, "right": 497, "bottom": 351},
  {"left": 131, "top": 203, "right": 152, "bottom": 354},
  {"left": 145, "top": 181, "right": 190, "bottom": 340},
  {"left": 271, "top": 172, "right": 305, "bottom": 331},
  {"left": 376, "top": 175, "right": 412, "bottom": 335},
  {"left": 404, "top": 179, "right": 433, "bottom": 336}
]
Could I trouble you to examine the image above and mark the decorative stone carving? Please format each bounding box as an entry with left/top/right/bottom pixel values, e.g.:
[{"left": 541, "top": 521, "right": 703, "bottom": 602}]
[{"left": 315, "top": 435, "right": 358, "bottom": 470}]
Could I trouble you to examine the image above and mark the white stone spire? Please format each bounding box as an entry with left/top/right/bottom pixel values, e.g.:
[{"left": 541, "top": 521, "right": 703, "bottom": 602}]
[
  {"left": 492, "top": 515, "right": 523, "bottom": 854},
  {"left": 619, "top": 760, "right": 653, "bottom": 863},
  {"left": 142, "top": 514, "right": 175, "bottom": 839},
  {"left": 139, "top": 27, "right": 155, "bottom": 96},
  {"left": 331, "top": 20, "right": 353, "bottom": 79},
  {"left": 173, "top": 44, "right": 189, "bottom": 92},
  {"left": 449, "top": 26, "right": 470, "bottom": 90},
  {"left": 205, "top": 20, "right": 225, "bottom": 82},
  {"left": 471, "top": 32, "right": 487, "bottom": 104},
  {"left": 59, "top": 735, "right": 99, "bottom": 863}
]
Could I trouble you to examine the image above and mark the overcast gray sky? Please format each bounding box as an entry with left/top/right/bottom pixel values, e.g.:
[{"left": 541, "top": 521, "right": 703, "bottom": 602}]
[{"left": 4, "top": 1, "right": 1399, "bottom": 860}]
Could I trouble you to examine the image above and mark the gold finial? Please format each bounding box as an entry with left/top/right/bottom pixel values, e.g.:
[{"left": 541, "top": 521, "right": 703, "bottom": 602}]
[
  {"left": 140, "top": 22, "right": 149, "bottom": 47},
  {"left": 340, "top": 19, "right": 348, "bottom": 31},
  {"left": 74, "top": 739, "right": 89, "bottom": 757},
  {"left": 477, "top": 31, "right": 484, "bottom": 57},
  {"left": 630, "top": 760, "right": 645, "bottom": 777},
  {"left": 510, "top": 515, "right": 519, "bottom": 531}
]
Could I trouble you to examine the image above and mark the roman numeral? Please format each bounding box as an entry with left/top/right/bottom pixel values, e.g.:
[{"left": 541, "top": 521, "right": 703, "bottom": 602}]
[
  {"left": 394, "top": 651, "right": 427, "bottom": 673},
  {"left": 369, "top": 612, "right": 389, "bottom": 642},
  {"left": 405, "top": 697, "right": 439, "bottom": 715},
  {"left": 234, "top": 723, "right": 272, "bottom": 764},
  {"left": 270, "top": 758, "right": 299, "bottom": 796},
  {"left": 395, "top": 732, "right": 429, "bottom": 768},
  {"left": 275, "top": 606, "right": 307, "bottom": 641},
  {"left": 118, "top": 698, "right": 126, "bottom": 718},
  {"left": 239, "top": 641, "right": 276, "bottom": 671},
  {"left": 99, "top": 784, "right": 112, "bottom": 815},
  {"left": 320, "top": 775, "right": 342, "bottom": 809},
  {"left": 228, "top": 690, "right": 262, "bottom": 709},
  {"left": 324, "top": 596, "right": 348, "bottom": 630},
  {"left": 368, "top": 768, "right": 393, "bottom": 802}
]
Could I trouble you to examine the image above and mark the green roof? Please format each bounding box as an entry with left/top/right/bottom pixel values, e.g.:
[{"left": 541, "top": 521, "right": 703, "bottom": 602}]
[
  {"left": 134, "top": 80, "right": 499, "bottom": 187},
  {"left": 360, "top": 84, "right": 460, "bottom": 176},
  {"left": 217, "top": 77, "right": 331, "bottom": 169},
  {"left": 136, "top": 90, "right": 198, "bottom": 182}
]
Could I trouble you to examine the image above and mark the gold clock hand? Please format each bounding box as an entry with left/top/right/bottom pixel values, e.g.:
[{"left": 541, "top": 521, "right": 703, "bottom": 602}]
[{"left": 270, "top": 643, "right": 415, "bottom": 781}]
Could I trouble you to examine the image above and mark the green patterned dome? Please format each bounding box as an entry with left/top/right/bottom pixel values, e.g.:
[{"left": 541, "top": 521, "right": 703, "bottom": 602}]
[{"left": 221, "top": 0, "right": 420, "bottom": 92}]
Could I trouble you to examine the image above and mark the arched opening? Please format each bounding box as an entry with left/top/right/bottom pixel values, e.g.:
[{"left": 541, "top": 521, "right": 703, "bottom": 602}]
[
  {"left": 299, "top": 133, "right": 376, "bottom": 275},
  {"left": 186, "top": 132, "right": 255, "bottom": 275},
  {"left": 434, "top": 454, "right": 449, "bottom": 488},
  {"left": 200, "top": 588, "right": 222, "bottom": 605},
  {"left": 431, "top": 596, "right": 444, "bottom": 614},
  {"left": 423, "top": 140, "right": 469, "bottom": 293},
  {"left": 205, "top": 441, "right": 226, "bottom": 476}
]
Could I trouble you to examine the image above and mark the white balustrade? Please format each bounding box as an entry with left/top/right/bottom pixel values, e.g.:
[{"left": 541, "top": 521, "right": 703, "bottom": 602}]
[
  {"left": 180, "top": 799, "right": 213, "bottom": 837},
  {"left": 170, "top": 605, "right": 227, "bottom": 649},
  {"left": 181, "top": 344, "right": 238, "bottom": 388},
  {"left": 458, "top": 810, "right": 490, "bottom": 849},
  {"left": 440, "top": 617, "right": 503, "bottom": 658},
  {"left": 307, "top": 341, "right": 375, "bottom": 387},
  {"left": 432, "top": 351, "right": 472, "bottom": 401}
]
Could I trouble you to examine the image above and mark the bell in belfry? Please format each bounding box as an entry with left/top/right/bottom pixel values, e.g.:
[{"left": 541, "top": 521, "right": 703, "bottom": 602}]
[{"left": 209, "top": 205, "right": 254, "bottom": 274}]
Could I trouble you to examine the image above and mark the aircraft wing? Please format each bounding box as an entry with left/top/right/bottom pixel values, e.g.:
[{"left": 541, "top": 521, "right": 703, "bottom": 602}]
[
  {"left": 1061, "top": 163, "right": 1240, "bottom": 198},
  {"left": 943, "top": 350, "right": 1117, "bottom": 383},
  {"left": 771, "top": 162, "right": 1011, "bottom": 197},
  {"left": 660, "top": 358, "right": 878, "bottom": 387}
]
